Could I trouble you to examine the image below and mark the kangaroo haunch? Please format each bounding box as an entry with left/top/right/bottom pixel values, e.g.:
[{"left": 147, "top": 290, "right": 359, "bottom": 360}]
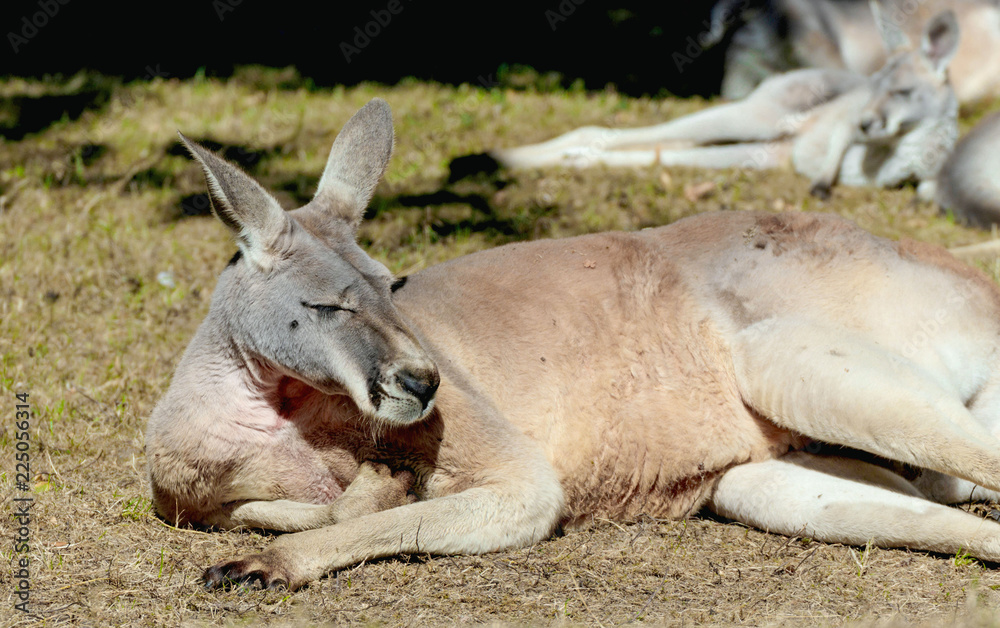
[{"left": 146, "top": 98, "right": 1000, "bottom": 592}]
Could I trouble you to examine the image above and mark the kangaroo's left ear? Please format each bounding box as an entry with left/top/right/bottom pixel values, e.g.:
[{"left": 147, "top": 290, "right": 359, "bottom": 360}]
[
  {"left": 870, "top": 0, "right": 911, "bottom": 53},
  {"left": 178, "top": 132, "right": 290, "bottom": 270},
  {"left": 920, "top": 9, "right": 960, "bottom": 78},
  {"left": 313, "top": 98, "right": 395, "bottom": 231}
]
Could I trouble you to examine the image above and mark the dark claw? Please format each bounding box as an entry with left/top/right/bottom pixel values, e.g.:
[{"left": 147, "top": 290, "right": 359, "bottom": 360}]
[
  {"left": 202, "top": 560, "right": 262, "bottom": 591},
  {"left": 202, "top": 554, "right": 299, "bottom": 592},
  {"left": 809, "top": 182, "right": 832, "bottom": 200}
]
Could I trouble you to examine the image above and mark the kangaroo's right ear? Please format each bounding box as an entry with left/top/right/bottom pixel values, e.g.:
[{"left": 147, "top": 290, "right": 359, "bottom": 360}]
[
  {"left": 177, "top": 132, "right": 289, "bottom": 270},
  {"left": 919, "top": 10, "right": 960, "bottom": 78},
  {"left": 313, "top": 98, "right": 395, "bottom": 230},
  {"left": 870, "top": 0, "right": 911, "bottom": 53}
]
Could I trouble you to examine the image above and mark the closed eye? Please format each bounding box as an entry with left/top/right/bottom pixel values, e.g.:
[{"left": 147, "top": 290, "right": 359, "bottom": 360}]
[
  {"left": 892, "top": 88, "right": 914, "bottom": 98},
  {"left": 302, "top": 301, "right": 356, "bottom": 315}
]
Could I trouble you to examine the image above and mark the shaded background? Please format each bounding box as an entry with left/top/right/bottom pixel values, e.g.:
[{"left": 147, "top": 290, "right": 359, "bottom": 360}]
[{"left": 2, "top": 0, "right": 729, "bottom": 96}]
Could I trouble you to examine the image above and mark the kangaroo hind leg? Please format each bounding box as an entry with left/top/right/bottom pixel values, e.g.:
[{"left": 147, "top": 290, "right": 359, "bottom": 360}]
[
  {"left": 731, "top": 318, "right": 1000, "bottom": 494},
  {"left": 710, "top": 452, "right": 1000, "bottom": 561}
]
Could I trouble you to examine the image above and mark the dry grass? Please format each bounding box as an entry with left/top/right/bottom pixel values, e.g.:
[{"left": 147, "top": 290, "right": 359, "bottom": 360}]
[{"left": 4, "top": 68, "right": 1000, "bottom": 626}]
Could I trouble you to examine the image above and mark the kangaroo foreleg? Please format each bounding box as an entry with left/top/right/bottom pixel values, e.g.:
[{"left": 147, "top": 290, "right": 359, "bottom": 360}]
[
  {"left": 203, "top": 427, "right": 566, "bottom": 590},
  {"left": 204, "top": 480, "right": 564, "bottom": 590},
  {"left": 803, "top": 121, "right": 856, "bottom": 198},
  {"left": 204, "top": 462, "right": 415, "bottom": 532}
]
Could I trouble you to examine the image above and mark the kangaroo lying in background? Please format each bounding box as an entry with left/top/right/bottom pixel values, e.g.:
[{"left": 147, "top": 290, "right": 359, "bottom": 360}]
[
  {"left": 712, "top": 0, "right": 1000, "bottom": 105},
  {"left": 147, "top": 98, "right": 1000, "bottom": 592},
  {"left": 936, "top": 110, "right": 1000, "bottom": 228},
  {"left": 491, "top": 6, "right": 959, "bottom": 200}
]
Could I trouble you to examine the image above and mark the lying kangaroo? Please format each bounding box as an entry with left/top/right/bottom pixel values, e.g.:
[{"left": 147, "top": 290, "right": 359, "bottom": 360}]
[
  {"left": 492, "top": 6, "right": 959, "bottom": 200},
  {"left": 147, "top": 98, "right": 1000, "bottom": 592},
  {"left": 713, "top": 0, "right": 1000, "bottom": 105},
  {"left": 936, "top": 110, "right": 1000, "bottom": 228}
]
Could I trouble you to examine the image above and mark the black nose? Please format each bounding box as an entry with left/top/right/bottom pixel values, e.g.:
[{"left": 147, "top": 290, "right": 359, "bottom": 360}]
[
  {"left": 396, "top": 369, "right": 440, "bottom": 408},
  {"left": 859, "top": 117, "right": 875, "bottom": 133}
]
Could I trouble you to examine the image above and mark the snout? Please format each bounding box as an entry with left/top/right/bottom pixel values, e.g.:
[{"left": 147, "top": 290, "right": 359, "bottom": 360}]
[
  {"left": 858, "top": 109, "right": 904, "bottom": 140},
  {"left": 371, "top": 360, "right": 441, "bottom": 426},
  {"left": 394, "top": 367, "right": 439, "bottom": 410},
  {"left": 859, "top": 112, "right": 882, "bottom": 137}
]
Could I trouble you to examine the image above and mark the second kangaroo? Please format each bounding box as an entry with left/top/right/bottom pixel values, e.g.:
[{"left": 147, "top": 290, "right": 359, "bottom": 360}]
[{"left": 492, "top": 6, "right": 959, "bottom": 200}]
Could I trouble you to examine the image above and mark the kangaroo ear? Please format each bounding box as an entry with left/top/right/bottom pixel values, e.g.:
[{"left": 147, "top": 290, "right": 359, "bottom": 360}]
[
  {"left": 178, "top": 132, "right": 289, "bottom": 270},
  {"left": 314, "top": 98, "right": 395, "bottom": 229},
  {"left": 920, "top": 10, "right": 960, "bottom": 78},
  {"left": 870, "top": 0, "right": 911, "bottom": 53}
]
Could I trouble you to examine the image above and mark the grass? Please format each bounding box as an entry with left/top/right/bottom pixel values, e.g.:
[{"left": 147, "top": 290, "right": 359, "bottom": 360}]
[{"left": 3, "top": 67, "right": 1000, "bottom": 625}]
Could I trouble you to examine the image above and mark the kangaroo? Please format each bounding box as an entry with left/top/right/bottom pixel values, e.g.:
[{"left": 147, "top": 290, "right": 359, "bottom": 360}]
[
  {"left": 712, "top": 0, "right": 1000, "bottom": 105},
  {"left": 491, "top": 6, "right": 959, "bottom": 200},
  {"left": 936, "top": 110, "right": 1000, "bottom": 228},
  {"left": 147, "top": 98, "right": 1000, "bottom": 592}
]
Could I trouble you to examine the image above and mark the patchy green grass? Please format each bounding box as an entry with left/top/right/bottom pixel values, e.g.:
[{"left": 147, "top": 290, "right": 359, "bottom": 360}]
[{"left": 4, "top": 67, "right": 1000, "bottom": 625}]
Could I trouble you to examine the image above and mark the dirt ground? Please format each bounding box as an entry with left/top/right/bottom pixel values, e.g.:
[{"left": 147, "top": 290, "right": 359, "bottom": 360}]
[{"left": 4, "top": 68, "right": 1000, "bottom": 626}]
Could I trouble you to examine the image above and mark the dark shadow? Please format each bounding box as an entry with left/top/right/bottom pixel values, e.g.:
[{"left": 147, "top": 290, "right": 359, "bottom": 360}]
[
  {"left": 160, "top": 140, "right": 534, "bottom": 245},
  {"left": 0, "top": 89, "right": 112, "bottom": 140},
  {"left": 129, "top": 166, "right": 171, "bottom": 190},
  {"left": 166, "top": 139, "right": 274, "bottom": 172},
  {"left": 178, "top": 193, "right": 213, "bottom": 217},
  {"left": 277, "top": 175, "right": 320, "bottom": 206},
  {"left": 395, "top": 190, "right": 494, "bottom": 215},
  {"left": 78, "top": 142, "right": 107, "bottom": 165},
  {"left": 447, "top": 153, "right": 502, "bottom": 184}
]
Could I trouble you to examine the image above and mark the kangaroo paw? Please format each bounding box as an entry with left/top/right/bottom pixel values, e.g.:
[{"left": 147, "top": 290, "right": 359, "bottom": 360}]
[
  {"left": 348, "top": 461, "right": 417, "bottom": 511},
  {"left": 809, "top": 181, "right": 832, "bottom": 200},
  {"left": 202, "top": 551, "right": 304, "bottom": 591}
]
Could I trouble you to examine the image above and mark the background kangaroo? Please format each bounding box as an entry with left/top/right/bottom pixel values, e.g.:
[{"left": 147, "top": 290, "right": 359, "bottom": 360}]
[
  {"left": 146, "top": 98, "right": 1000, "bottom": 591},
  {"left": 936, "top": 110, "right": 1000, "bottom": 228},
  {"left": 711, "top": 0, "right": 1000, "bottom": 104},
  {"left": 491, "top": 6, "right": 959, "bottom": 200}
]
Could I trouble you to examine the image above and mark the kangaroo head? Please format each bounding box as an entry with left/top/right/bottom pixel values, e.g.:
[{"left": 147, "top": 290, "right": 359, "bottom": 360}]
[
  {"left": 179, "top": 98, "right": 439, "bottom": 428},
  {"left": 859, "top": 4, "right": 959, "bottom": 140}
]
